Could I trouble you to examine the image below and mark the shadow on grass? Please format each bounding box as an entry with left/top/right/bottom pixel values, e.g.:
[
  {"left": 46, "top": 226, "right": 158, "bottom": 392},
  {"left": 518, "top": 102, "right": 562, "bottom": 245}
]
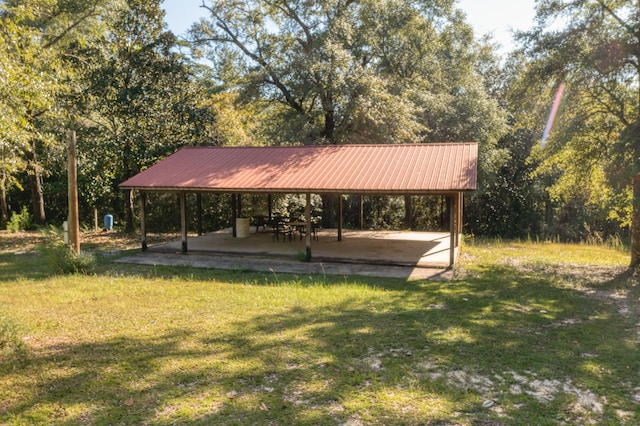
[
  {"left": 1, "top": 263, "right": 639, "bottom": 425},
  {"left": 0, "top": 252, "right": 52, "bottom": 281}
]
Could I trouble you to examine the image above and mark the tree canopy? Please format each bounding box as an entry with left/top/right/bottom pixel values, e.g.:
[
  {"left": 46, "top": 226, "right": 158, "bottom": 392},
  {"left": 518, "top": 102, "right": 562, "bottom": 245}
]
[
  {"left": 520, "top": 0, "right": 640, "bottom": 263},
  {"left": 192, "top": 0, "right": 506, "bottom": 149}
]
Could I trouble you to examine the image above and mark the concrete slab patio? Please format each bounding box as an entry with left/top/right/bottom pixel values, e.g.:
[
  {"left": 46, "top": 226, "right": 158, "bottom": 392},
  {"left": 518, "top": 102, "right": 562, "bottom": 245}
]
[{"left": 116, "top": 228, "right": 456, "bottom": 280}]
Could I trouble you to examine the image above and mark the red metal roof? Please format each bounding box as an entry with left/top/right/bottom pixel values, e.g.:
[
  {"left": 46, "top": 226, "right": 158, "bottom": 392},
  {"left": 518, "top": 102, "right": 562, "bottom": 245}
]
[{"left": 119, "top": 143, "right": 478, "bottom": 194}]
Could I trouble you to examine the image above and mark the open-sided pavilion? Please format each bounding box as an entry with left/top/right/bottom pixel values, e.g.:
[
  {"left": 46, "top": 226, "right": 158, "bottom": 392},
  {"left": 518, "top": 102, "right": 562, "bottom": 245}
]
[{"left": 119, "top": 143, "right": 478, "bottom": 267}]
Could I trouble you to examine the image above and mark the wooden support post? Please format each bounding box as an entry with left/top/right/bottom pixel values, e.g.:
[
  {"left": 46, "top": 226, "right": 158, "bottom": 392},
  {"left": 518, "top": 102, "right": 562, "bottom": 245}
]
[
  {"left": 457, "top": 192, "right": 463, "bottom": 247},
  {"left": 140, "top": 191, "right": 147, "bottom": 252},
  {"left": 338, "top": 194, "right": 343, "bottom": 242},
  {"left": 305, "top": 193, "right": 312, "bottom": 261},
  {"left": 197, "top": 193, "right": 203, "bottom": 236},
  {"left": 180, "top": 192, "right": 188, "bottom": 253},
  {"left": 94, "top": 207, "right": 98, "bottom": 232},
  {"left": 231, "top": 194, "right": 237, "bottom": 237},
  {"left": 268, "top": 194, "right": 273, "bottom": 221},
  {"left": 67, "top": 130, "right": 80, "bottom": 255},
  {"left": 449, "top": 195, "right": 456, "bottom": 266},
  {"left": 359, "top": 194, "right": 364, "bottom": 230}
]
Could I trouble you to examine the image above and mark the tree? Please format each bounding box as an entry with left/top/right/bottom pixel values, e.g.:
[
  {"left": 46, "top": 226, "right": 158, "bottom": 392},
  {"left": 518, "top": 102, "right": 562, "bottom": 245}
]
[
  {"left": 79, "top": 0, "right": 217, "bottom": 232},
  {"left": 522, "top": 0, "right": 639, "bottom": 264},
  {"left": 0, "top": 0, "right": 112, "bottom": 225},
  {"left": 192, "top": 0, "right": 505, "bottom": 146},
  {"left": 1, "top": 2, "right": 60, "bottom": 225},
  {"left": 0, "top": 26, "right": 28, "bottom": 227},
  {"left": 193, "top": 0, "right": 508, "bottom": 228}
]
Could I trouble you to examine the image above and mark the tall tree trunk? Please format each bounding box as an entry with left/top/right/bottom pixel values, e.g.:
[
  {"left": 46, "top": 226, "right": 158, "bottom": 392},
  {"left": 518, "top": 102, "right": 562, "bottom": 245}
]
[
  {"left": 27, "top": 140, "right": 46, "bottom": 225},
  {"left": 125, "top": 189, "right": 135, "bottom": 233},
  {"left": 0, "top": 169, "right": 7, "bottom": 229},
  {"left": 321, "top": 91, "right": 336, "bottom": 143},
  {"left": 632, "top": 174, "right": 640, "bottom": 267},
  {"left": 123, "top": 138, "right": 135, "bottom": 233},
  {"left": 323, "top": 109, "right": 335, "bottom": 142},
  {"left": 631, "top": 90, "right": 640, "bottom": 268},
  {"left": 29, "top": 168, "right": 46, "bottom": 225}
]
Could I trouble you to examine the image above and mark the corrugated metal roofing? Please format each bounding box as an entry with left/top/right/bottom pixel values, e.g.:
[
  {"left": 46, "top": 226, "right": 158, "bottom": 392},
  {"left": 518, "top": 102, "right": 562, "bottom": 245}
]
[{"left": 119, "top": 143, "right": 478, "bottom": 194}]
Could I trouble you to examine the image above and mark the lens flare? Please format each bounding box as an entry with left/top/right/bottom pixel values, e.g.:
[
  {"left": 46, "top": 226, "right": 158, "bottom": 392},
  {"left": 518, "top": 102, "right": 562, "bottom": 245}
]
[{"left": 541, "top": 82, "right": 566, "bottom": 148}]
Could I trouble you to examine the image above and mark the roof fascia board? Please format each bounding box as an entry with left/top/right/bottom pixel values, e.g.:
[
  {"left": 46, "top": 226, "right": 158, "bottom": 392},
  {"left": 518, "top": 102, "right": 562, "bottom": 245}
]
[{"left": 126, "top": 187, "right": 469, "bottom": 196}]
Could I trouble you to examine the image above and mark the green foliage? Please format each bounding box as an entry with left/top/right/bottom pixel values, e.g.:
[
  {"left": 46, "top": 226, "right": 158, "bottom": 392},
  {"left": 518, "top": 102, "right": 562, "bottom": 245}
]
[
  {"left": 362, "top": 196, "right": 406, "bottom": 230},
  {"left": 39, "top": 226, "right": 96, "bottom": 275},
  {"left": 75, "top": 0, "right": 218, "bottom": 231},
  {"left": 0, "top": 0, "right": 115, "bottom": 226},
  {"left": 61, "top": 248, "right": 97, "bottom": 275},
  {"left": 2, "top": 0, "right": 218, "bottom": 232},
  {"left": 193, "top": 0, "right": 510, "bottom": 234},
  {"left": 466, "top": 126, "right": 549, "bottom": 239},
  {"left": 465, "top": 0, "right": 639, "bottom": 246},
  {"left": 194, "top": 0, "right": 506, "bottom": 146},
  {"left": 6, "top": 206, "right": 34, "bottom": 233},
  {"left": 519, "top": 0, "right": 639, "bottom": 261},
  {"left": 3, "top": 0, "right": 636, "bottom": 260}
]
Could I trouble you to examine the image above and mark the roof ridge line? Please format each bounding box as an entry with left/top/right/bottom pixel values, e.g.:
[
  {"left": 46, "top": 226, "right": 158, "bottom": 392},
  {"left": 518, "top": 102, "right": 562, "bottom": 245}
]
[{"left": 181, "top": 142, "right": 478, "bottom": 150}]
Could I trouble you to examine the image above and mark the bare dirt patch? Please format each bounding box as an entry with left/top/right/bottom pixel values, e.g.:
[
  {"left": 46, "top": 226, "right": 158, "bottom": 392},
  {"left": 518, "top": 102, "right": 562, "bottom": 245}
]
[
  {"left": 503, "top": 259, "right": 628, "bottom": 285},
  {"left": 0, "top": 230, "right": 177, "bottom": 254},
  {"left": 0, "top": 231, "right": 47, "bottom": 254},
  {"left": 415, "top": 360, "right": 608, "bottom": 420},
  {"left": 80, "top": 231, "right": 178, "bottom": 252}
]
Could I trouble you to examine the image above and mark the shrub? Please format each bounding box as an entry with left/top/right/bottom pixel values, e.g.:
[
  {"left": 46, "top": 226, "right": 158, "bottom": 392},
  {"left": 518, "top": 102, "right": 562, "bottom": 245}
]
[
  {"left": 63, "top": 249, "right": 97, "bottom": 274},
  {"left": 39, "top": 226, "right": 96, "bottom": 275},
  {"left": 6, "top": 206, "right": 34, "bottom": 233}
]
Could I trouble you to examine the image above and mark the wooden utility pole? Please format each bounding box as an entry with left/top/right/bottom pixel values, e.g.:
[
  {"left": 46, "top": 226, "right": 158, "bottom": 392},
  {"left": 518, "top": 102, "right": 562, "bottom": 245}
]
[{"left": 67, "top": 130, "right": 80, "bottom": 255}]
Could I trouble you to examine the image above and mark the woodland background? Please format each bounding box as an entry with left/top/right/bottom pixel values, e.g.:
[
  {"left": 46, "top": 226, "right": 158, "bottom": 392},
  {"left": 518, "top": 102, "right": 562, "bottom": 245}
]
[{"left": 1, "top": 0, "right": 637, "bottom": 250}]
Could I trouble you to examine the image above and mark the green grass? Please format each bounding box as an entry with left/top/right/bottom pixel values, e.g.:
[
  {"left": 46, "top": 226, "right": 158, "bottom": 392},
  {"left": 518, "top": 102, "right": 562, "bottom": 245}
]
[{"left": 0, "top": 232, "right": 638, "bottom": 425}]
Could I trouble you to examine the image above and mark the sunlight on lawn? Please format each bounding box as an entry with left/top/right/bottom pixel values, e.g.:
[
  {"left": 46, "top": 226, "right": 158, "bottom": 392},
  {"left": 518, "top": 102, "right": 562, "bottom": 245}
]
[{"left": 0, "top": 234, "right": 639, "bottom": 425}]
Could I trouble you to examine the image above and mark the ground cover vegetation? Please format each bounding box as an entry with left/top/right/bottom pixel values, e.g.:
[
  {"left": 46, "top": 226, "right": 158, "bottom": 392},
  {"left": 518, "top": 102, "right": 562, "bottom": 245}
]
[
  {"left": 0, "top": 231, "right": 638, "bottom": 424},
  {"left": 2, "top": 0, "right": 639, "bottom": 264}
]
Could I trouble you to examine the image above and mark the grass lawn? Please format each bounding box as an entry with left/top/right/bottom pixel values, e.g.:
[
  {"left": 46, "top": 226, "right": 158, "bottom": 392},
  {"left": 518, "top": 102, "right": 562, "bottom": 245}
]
[{"left": 0, "top": 231, "right": 638, "bottom": 425}]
